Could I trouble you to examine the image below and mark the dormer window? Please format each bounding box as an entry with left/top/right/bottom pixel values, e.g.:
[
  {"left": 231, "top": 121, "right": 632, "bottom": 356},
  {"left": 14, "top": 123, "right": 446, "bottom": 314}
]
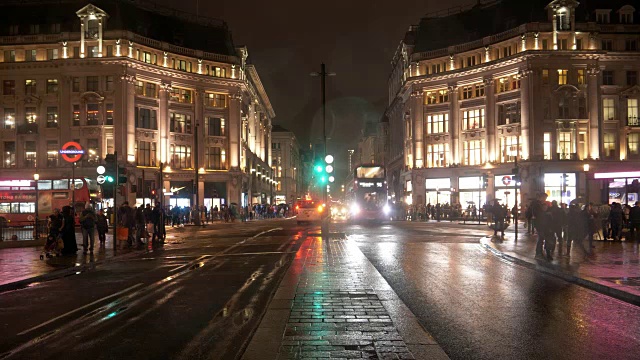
[
  {"left": 619, "top": 5, "right": 635, "bottom": 24},
  {"left": 557, "top": 8, "right": 570, "bottom": 30},
  {"left": 596, "top": 9, "right": 611, "bottom": 24}
]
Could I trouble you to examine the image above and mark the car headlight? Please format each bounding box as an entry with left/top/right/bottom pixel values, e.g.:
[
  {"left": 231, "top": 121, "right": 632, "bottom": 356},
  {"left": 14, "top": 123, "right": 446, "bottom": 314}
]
[
  {"left": 383, "top": 204, "right": 391, "bottom": 215},
  {"left": 351, "top": 203, "right": 360, "bottom": 214}
]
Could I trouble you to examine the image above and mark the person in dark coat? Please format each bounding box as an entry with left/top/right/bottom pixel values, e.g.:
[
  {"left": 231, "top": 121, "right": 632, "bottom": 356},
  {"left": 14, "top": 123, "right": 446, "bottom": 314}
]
[
  {"left": 608, "top": 202, "right": 624, "bottom": 241},
  {"left": 60, "top": 205, "right": 78, "bottom": 255},
  {"left": 549, "top": 200, "right": 566, "bottom": 255},
  {"left": 492, "top": 200, "right": 506, "bottom": 238},
  {"left": 566, "top": 204, "right": 583, "bottom": 255},
  {"left": 629, "top": 202, "right": 640, "bottom": 242},
  {"left": 96, "top": 209, "right": 109, "bottom": 246}
]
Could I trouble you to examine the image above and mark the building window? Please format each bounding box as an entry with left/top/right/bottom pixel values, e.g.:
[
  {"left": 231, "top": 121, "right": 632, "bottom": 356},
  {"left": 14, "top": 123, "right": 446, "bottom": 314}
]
[
  {"left": 205, "top": 93, "right": 227, "bottom": 108},
  {"left": 72, "top": 77, "right": 80, "bottom": 92},
  {"left": 558, "top": 97, "right": 570, "bottom": 119},
  {"left": 426, "top": 113, "right": 448, "bottom": 134},
  {"left": 557, "top": 9, "right": 570, "bottom": 30},
  {"left": 626, "top": 39, "right": 638, "bottom": 51},
  {"left": 577, "top": 69, "right": 585, "bottom": 85},
  {"left": 603, "top": 133, "right": 616, "bottom": 158},
  {"left": 136, "top": 141, "right": 156, "bottom": 167},
  {"left": 106, "top": 45, "right": 114, "bottom": 57},
  {"left": 3, "top": 108, "right": 15, "bottom": 129},
  {"left": 87, "top": 46, "right": 98, "bottom": 58},
  {"left": 627, "top": 71, "right": 638, "bottom": 86},
  {"left": 496, "top": 75, "right": 520, "bottom": 93},
  {"left": 543, "top": 133, "right": 551, "bottom": 160},
  {"left": 86, "top": 103, "right": 99, "bottom": 125},
  {"left": 142, "top": 51, "right": 152, "bottom": 64},
  {"left": 25, "top": 79, "right": 36, "bottom": 95},
  {"left": 106, "top": 104, "right": 114, "bottom": 125},
  {"left": 463, "top": 140, "right": 485, "bottom": 166},
  {"left": 603, "top": 98, "right": 615, "bottom": 120},
  {"left": 135, "top": 108, "right": 157, "bottom": 130},
  {"left": 558, "top": 132, "right": 574, "bottom": 160},
  {"left": 205, "top": 147, "right": 225, "bottom": 170},
  {"left": 72, "top": 104, "right": 80, "bottom": 126},
  {"left": 576, "top": 38, "right": 582, "bottom": 50},
  {"left": 557, "top": 69, "right": 568, "bottom": 85},
  {"left": 145, "top": 82, "right": 157, "bottom": 98},
  {"left": 426, "top": 143, "right": 448, "bottom": 168},
  {"left": 25, "top": 49, "right": 37, "bottom": 61},
  {"left": 596, "top": 11, "right": 610, "bottom": 24},
  {"left": 170, "top": 144, "right": 191, "bottom": 169},
  {"left": 134, "top": 81, "right": 144, "bottom": 96},
  {"left": 498, "top": 102, "right": 520, "bottom": 125},
  {"left": 25, "top": 107, "right": 37, "bottom": 124},
  {"left": 542, "top": 39, "right": 549, "bottom": 50},
  {"left": 8, "top": 25, "right": 19, "bottom": 35},
  {"left": 628, "top": 133, "right": 640, "bottom": 156},
  {"left": 461, "top": 86, "right": 473, "bottom": 99},
  {"left": 559, "top": 39, "right": 568, "bottom": 50},
  {"left": 542, "top": 69, "right": 549, "bottom": 85},
  {"left": 169, "top": 87, "right": 192, "bottom": 103},
  {"left": 628, "top": 99, "right": 639, "bottom": 126},
  {"left": 86, "top": 76, "right": 99, "bottom": 92},
  {"left": 47, "top": 49, "right": 59, "bottom": 61},
  {"left": 106, "top": 76, "right": 114, "bottom": 91},
  {"left": 459, "top": 83, "right": 484, "bottom": 100},
  {"left": 602, "top": 70, "right": 614, "bottom": 85},
  {"left": 578, "top": 97, "right": 587, "bottom": 119},
  {"left": 170, "top": 113, "right": 192, "bottom": 134},
  {"left": 620, "top": 12, "right": 634, "bottom": 24},
  {"left": 210, "top": 66, "right": 227, "bottom": 77},
  {"left": 500, "top": 136, "right": 521, "bottom": 163},
  {"left": 46, "top": 106, "right": 58, "bottom": 128},
  {"left": 46, "top": 140, "right": 58, "bottom": 167},
  {"left": 462, "top": 108, "right": 485, "bottom": 130},
  {"left": 2, "top": 80, "right": 15, "bottom": 95},
  {"left": 601, "top": 39, "right": 613, "bottom": 50},
  {"left": 46, "top": 79, "right": 58, "bottom": 93},
  {"left": 205, "top": 117, "right": 225, "bottom": 136},
  {"left": 4, "top": 50, "right": 15, "bottom": 62},
  {"left": 85, "top": 139, "right": 99, "bottom": 165},
  {"left": 3, "top": 141, "right": 16, "bottom": 168},
  {"left": 24, "top": 141, "right": 36, "bottom": 168},
  {"left": 424, "top": 89, "right": 449, "bottom": 104}
]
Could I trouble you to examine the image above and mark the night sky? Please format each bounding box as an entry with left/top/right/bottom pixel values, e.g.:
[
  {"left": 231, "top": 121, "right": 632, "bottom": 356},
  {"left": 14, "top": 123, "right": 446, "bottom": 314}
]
[{"left": 160, "top": 0, "right": 468, "bottom": 178}]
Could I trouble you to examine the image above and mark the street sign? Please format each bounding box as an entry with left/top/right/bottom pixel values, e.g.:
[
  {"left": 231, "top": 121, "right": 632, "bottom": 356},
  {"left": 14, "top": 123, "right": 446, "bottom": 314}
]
[
  {"left": 97, "top": 175, "right": 106, "bottom": 184},
  {"left": 59, "top": 141, "right": 84, "bottom": 163},
  {"left": 97, "top": 165, "right": 105, "bottom": 175}
]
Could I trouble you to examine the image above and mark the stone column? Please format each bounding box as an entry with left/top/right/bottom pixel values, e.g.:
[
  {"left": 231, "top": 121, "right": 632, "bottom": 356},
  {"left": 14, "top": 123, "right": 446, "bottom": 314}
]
[
  {"left": 587, "top": 66, "right": 601, "bottom": 159},
  {"left": 248, "top": 104, "right": 256, "bottom": 154},
  {"left": 158, "top": 82, "right": 171, "bottom": 164},
  {"left": 552, "top": 13, "right": 558, "bottom": 50},
  {"left": 228, "top": 92, "right": 242, "bottom": 170},
  {"left": 121, "top": 74, "right": 136, "bottom": 165},
  {"left": 484, "top": 77, "right": 496, "bottom": 162},
  {"left": 449, "top": 85, "right": 460, "bottom": 164},
  {"left": 195, "top": 88, "right": 204, "bottom": 169},
  {"left": 98, "top": 19, "right": 103, "bottom": 55},
  {"left": 411, "top": 90, "right": 424, "bottom": 168},
  {"left": 80, "top": 19, "right": 85, "bottom": 58},
  {"left": 519, "top": 69, "right": 531, "bottom": 160}
]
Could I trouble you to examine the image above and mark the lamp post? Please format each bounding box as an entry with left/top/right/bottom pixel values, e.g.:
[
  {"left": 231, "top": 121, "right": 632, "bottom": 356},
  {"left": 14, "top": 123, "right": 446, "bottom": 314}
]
[
  {"left": 584, "top": 163, "right": 590, "bottom": 205},
  {"left": 34, "top": 173, "right": 39, "bottom": 240}
]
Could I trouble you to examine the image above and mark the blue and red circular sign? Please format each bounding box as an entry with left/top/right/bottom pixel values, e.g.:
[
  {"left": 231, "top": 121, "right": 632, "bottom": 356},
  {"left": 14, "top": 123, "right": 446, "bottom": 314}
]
[{"left": 59, "top": 141, "right": 85, "bottom": 163}]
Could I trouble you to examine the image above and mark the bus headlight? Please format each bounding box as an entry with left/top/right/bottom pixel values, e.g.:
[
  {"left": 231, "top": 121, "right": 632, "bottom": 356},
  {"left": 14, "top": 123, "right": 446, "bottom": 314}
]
[
  {"left": 350, "top": 203, "right": 360, "bottom": 214},
  {"left": 383, "top": 204, "right": 391, "bottom": 215}
]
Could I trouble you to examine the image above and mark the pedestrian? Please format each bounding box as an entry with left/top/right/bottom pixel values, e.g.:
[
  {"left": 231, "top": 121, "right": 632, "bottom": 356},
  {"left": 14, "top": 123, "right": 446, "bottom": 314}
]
[
  {"left": 79, "top": 203, "right": 97, "bottom": 255},
  {"left": 566, "top": 204, "right": 583, "bottom": 255},
  {"left": 60, "top": 206, "right": 78, "bottom": 255},
  {"left": 531, "top": 192, "right": 548, "bottom": 259},
  {"left": 549, "top": 200, "right": 565, "bottom": 255},
  {"left": 492, "top": 200, "right": 506, "bottom": 238},
  {"left": 525, "top": 204, "right": 534, "bottom": 234},
  {"left": 628, "top": 202, "right": 640, "bottom": 242},
  {"left": 135, "top": 206, "right": 146, "bottom": 247},
  {"left": 96, "top": 208, "right": 108, "bottom": 246},
  {"left": 608, "top": 202, "right": 624, "bottom": 241}
]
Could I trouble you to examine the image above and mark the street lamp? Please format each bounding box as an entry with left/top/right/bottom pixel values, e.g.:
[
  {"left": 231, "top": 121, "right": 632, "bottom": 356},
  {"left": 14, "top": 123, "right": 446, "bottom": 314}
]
[
  {"left": 34, "top": 173, "right": 39, "bottom": 240},
  {"left": 584, "top": 163, "right": 590, "bottom": 205}
]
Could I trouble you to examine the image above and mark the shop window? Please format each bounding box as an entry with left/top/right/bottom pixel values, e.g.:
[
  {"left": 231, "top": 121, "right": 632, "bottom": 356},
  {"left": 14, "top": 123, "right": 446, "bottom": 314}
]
[
  {"left": 500, "top": 136, "right": 521, "bottom": 163},
  {"left": 557, "top": 132, "right": 574, "bottom": 160},
  {"left": 628, "top": 99, "right": 639, "bottom": 126},
  {"left": 544, "top": 173, "right": 576, "bottom": 205}
]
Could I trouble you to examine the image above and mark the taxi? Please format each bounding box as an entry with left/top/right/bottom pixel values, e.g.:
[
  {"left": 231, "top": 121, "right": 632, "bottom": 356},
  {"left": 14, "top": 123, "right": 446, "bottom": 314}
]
[{"left": 296, "top": 200, "right": 328, "bottom": 224}]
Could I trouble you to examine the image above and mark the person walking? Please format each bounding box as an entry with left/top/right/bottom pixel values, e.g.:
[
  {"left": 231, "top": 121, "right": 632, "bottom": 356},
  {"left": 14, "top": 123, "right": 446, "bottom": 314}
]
[
  {"left": 628, "top": 202, "right": 640, "bottom": 242},
  {"left": 60, "top": 206, "right": 78, "bottom": 255},
  {"left": 135, "top": 206, "right": 146, "bottom": 247},
  {"left": 549, "top": 200, "right": 566, "bottom": 255},
  {"left": 608, "top": 202, "right": 624, "bottom": 241},
  {"left": 531, "top": 193, "right": 548, "bottom": 259},
  {"left": 96, "top": 208, "right": 108, "bottom": 247},
  {"left": 492, "top": 200, "right": 506, "bottom": 238},
  {"left": 79, "top": 203, "right": 97, "bottom": 255}
]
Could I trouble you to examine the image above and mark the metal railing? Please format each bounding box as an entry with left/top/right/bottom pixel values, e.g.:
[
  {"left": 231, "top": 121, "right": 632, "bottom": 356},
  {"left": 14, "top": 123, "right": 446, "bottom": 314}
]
[
  {"left": 627, "top": 116, "right": 639, "bottom": 127},
  {"left": 0, "top": 220, "right": 48, "bottom": 242}
]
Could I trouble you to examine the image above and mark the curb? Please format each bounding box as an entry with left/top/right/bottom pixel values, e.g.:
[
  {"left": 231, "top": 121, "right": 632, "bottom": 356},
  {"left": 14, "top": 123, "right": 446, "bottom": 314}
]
[
  {"left": 0, "top": 248, "right": 144, "bottom": 293},
  {"left": 479, "top": 237, "right": 640, "bottom": 307}
]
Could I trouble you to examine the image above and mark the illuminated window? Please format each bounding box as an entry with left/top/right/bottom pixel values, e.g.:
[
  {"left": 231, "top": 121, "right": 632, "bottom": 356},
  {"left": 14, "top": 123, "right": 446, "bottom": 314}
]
[
  {"left": 543, "top": 133, "right": 551, "bottom": 160},
  {"left": 628, "top": 133, "right": 640, "bottom": 156},
  {"left": 463, "top": 139, "right": 485, "bottom": 166},
  {"left": 72, "top": 104, "right": 80, "bottom": 126},
  {"left": 170, "top": 113, "right": 192, "bottom": 134},
  {"left": 426, "top": 143, "right": 449, "bottom": 168},
  {"left": 557, "top": 69, "right": 568, "bottom": 85},
  {"left": 205, "top": 117, "right": 225, "bottom": 136},
  {"left": 498, "top": 102, "right": 520, "bottom": 125},
  {"left": 603, "top": 133, "right": 616, "bottom": 158},
  {"left": 86, "top": 103, "right": 99, "bottom": 125},
  {"left": 462, "top": 108, "right": 484, "bottom": 130},
  {"left": 577, "top": 69, "right": 585, "bottom": 85},
  {"left": 145, "top": 82, "right": 157, "bottom": 98},
  {"left": 46, "top": 79, "right": 58, "bottom": 93},
  {"left": 603, "top": 98, "right": 615, "bottom": 120},
  {"left": 170, "top": 144, "right": 192, "bottom": 169},
  {"left": 106, "top": 104, "right": 114, "bottom": 125},
  {"left": 46, "top": 140, "right": 58, "bottom": 167},
  {"left": 25, "top": 49, "right": 37, "bottom": 61},
  {"left": 500, "top": 136, "right": 521, "bottom": 163},
  {"left": 3, "top": 108, "right": 15, "bottom": 129},
  {"left": 135, "top": 80, "right": 144, "bottom": 96},
  {"left": 25, "top": 107, "right": 37, "bottom": 124},
  {"left": 629, "top": 99, "right": 639, "bottom": 126},
  {"left": 25, "top": 79, "right": 36, "bottom": 95},
  {"left": 85, "top": 139, "right": 99, "bottom": 165},
  {"left": 206, "top": 93, "right": 227, "bottom": 108},
  {"left": 426, "top": 113, "right": 448, "bottom": 134},
  {"left": 558, "top": 132, "right": 574, "bottom": 160},
  {"left": 136, "top": 140, "right": 156, "bottom": 167},
  {"left": 3, "top": 141, "right": 16, "bottom": 168},
  {"left": 46, "top": 106, "right": 58, "bottom": 128},
  {"left": 496, "top": 75, "right": 520, "bottom": 93},
  {"left": 205, "top": 147, "right": 225, "bottom": 169},
  {"left": 170, "top": 87, "right": 193, "bottom": 103}
]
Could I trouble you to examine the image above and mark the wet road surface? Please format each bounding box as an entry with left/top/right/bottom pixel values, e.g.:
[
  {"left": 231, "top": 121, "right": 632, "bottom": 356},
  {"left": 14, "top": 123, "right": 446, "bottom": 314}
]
[
  {"left": 0, "top": 220, "right": 304, "bottom": 360},
  {"left": 339, "top": 221, "right": 640, "bottom": 360}
]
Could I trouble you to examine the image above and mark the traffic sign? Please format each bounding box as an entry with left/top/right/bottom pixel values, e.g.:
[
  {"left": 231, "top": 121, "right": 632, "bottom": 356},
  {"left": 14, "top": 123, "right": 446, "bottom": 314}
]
[
  {"left": 97, "top": 175, "right": 106, "bottom": 184},
  {"left": 97, "top": 165, "right": 105, "bottom": 175},
  {"left": 59, "top": 141, "right": 84, "bottom": 163}
]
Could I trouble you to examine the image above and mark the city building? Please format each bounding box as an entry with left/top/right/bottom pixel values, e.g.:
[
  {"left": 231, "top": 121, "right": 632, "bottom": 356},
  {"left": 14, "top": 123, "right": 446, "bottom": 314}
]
[
  {"left": 386, "top": 0, "right": 640, "bottom": 208},
  {"left": 271, "top": 125, "right": 302, "bottom": 205},
  {"left": 0, "top": 0, "right": 275, "bottom": 210}
]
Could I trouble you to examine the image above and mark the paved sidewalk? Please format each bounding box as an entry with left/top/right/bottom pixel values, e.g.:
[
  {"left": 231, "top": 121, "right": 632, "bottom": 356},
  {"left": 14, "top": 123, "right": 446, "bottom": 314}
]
[
  {"left": 242, "top": 232, "right": 449, "bottom": 360},
  {"left": 481, "top": 228, "right": 640, "bottom": 305}
]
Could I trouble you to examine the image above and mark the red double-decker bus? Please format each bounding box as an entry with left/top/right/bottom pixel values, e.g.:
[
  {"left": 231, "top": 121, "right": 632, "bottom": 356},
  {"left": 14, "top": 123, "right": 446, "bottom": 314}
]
[{"left": 0, "top": 178, "right": 95, "bottom": 224}]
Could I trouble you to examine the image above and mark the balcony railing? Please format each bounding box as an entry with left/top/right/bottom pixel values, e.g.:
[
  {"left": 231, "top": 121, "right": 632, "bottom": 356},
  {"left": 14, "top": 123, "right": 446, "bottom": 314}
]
[
  {"left": 628, "top": 116, "right": 639, "bottom": 127},
  {"left": 557, "top": 152, "right": 577, "bottom": 161},
  {"left": 17, "top": 123, "right": 38, "bottom": 134}
]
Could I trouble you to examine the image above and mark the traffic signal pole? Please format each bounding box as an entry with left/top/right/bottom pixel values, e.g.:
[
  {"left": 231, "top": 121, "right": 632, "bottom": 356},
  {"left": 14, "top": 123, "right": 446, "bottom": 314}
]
[
  {"left": 113, "top": 151, "right": 118, "bottom": 251},
  {"left": 321, "top": 63, "right": 327, "bottom": 206}
]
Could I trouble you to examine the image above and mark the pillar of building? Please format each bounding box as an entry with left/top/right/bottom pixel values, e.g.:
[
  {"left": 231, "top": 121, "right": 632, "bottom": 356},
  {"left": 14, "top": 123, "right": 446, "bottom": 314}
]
[
  {"left": 552, "top": 12, "right": 558, "bottom": 50},
  {"left": 228, "top": 92, "right": 242, "bottom": 170},
  {"left": 98, "top": 20, "right": 103, "bottom": 55},
  {"left": 587, "top": 66, "right": 601, "bottom": 159},
  {"left": 158, "top": 82, "right": 170, "bottom": 164},
  {"left": 79, "top": 19, "right": 85, "bottom": 58},
  {"left": 411, "top": 90, "right": 424, "bottom": 168},
  {"left": 519, "top": 69, "right": 531, "bottom": 160},
  {"left": 484, "top": 77, "right": 496, "bottom": 162},
  {"left": 195, "top": 88, "right": 204, "bottom": 169},
  {"left": 449, "top": 85, "right": 460, "bottom": 164}
]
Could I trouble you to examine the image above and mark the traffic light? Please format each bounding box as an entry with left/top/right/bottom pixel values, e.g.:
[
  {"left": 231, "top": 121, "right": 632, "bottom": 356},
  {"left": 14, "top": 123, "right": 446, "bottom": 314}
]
[
  {"left": 325, "top": 155, "right": 334, "bottom": 183},
  {"left": 482, "top": 174, "right": 489, "bottom": 189},
  {"left": 118, "top": 166, "right": 126, "bottom": 184},
  {"left": 563, "top": 173, "right": 570, "bottom": 186},
  {"left": 512, "top": 167, "right": 520, "bottom": 183}
]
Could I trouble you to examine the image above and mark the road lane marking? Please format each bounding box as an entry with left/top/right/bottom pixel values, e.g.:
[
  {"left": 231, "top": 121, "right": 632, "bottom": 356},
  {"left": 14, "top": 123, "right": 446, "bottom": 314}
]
[{"left": 16, "top": 283, "right": 144, "bottom": 336}]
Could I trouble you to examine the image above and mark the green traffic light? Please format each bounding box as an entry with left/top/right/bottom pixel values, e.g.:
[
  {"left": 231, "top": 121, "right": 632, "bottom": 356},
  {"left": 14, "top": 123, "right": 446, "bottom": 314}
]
[
  {"left": 320, "top": 176, "right": 327, "bottom": 184},
  {"left": 106, "top": 176, "right": 114, "bottom": 183},
  {"left": 314, "top": 164, "right": 323, "bottom": 173}
]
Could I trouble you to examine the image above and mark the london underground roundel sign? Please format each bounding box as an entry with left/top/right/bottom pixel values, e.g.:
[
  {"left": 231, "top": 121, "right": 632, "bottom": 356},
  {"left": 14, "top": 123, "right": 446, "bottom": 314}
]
[{"left": 59, "top": 141, "right": 85, "bottom": 163}]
